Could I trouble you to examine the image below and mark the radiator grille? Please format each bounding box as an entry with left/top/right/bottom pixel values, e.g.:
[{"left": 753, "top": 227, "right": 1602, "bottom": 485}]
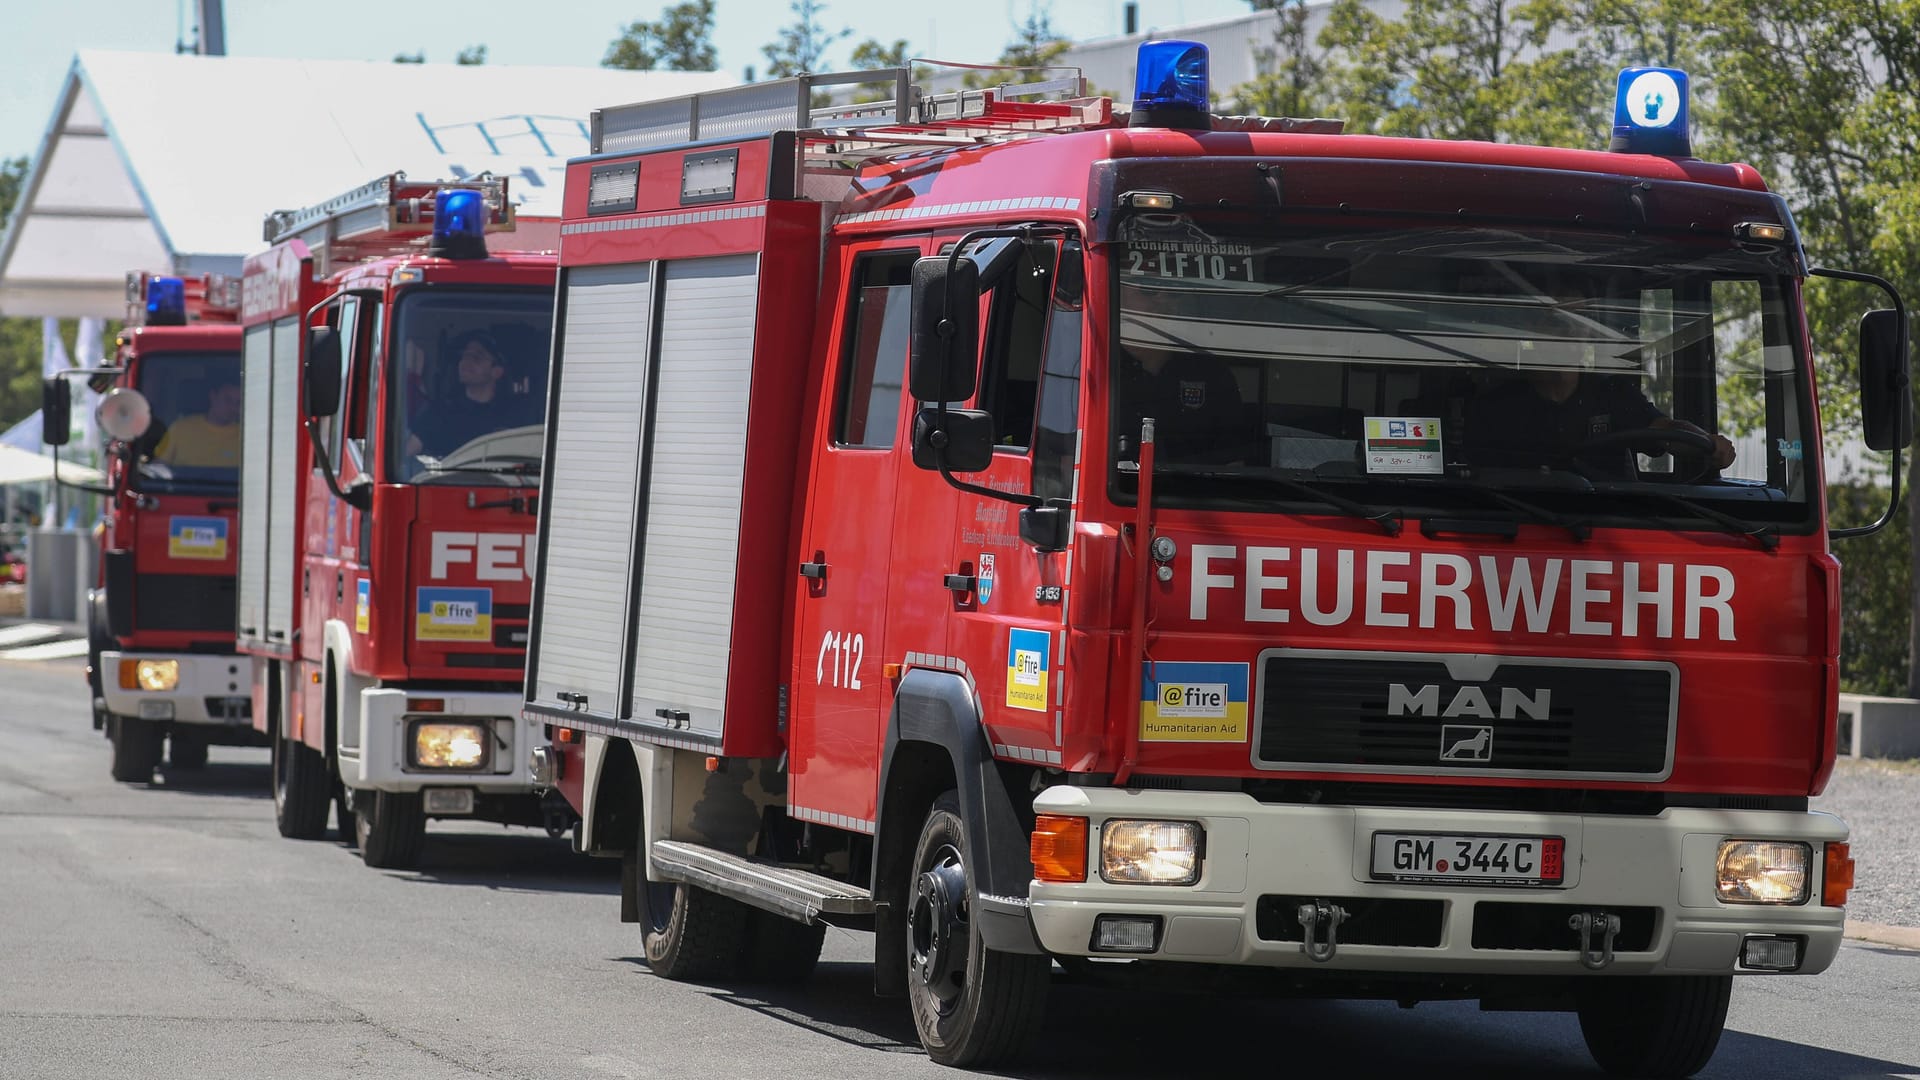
[{"left": 136, "top": 574, "right": 236, "bottom": 633}]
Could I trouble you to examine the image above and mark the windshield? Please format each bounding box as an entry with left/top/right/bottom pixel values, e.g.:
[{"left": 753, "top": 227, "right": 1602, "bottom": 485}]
[
  {"left": 389, "top": 288, "right": 553, "bottom": 483},
  {"left": 1109, "top": 221, "right": 1815, "bottom": 532},
  {"left": 133, "top": 349, "right": 242, "bottom": 493}
]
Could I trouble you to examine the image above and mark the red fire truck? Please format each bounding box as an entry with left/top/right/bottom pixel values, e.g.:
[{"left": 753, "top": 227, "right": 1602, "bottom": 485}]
[
  {"left": 522, "top": 49, "right": 1909, "bottom": 1075},
  {"left": 44, "top": 272, "right": 260, "bottom": 783},
  {"left": 238, "top": 173, "right": 570, "bottom": 868}
]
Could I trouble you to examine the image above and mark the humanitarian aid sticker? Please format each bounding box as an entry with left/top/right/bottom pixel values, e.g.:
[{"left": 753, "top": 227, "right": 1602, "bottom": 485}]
[
  {"left": 1363, "top": 417, "right": 1444, "bottom": 475},
  {"left": 415, "top": 587, "right": 492, "bottom": 642},
  {"left": 977, "top": 553, "right": 995, "bottom": 607},
  {"left": 1140, "top": 661, "right": 1250, "bottom": 742},
  {"left": 1005, "top": 628, "right": 1050, "bottom": 712},
  {"left": 355, "top": 579, "right": 371, "bottom": 634},
  {"left": 167, "top": 516, "right": 228, "bottom": 560}
]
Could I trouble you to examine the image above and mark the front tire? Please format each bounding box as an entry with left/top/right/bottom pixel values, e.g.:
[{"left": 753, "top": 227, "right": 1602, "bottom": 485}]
[
  {"left": 108, "top": 714, "right": 162, "bottom": 783},
  {"left": 272, "top": 725, "right": 331, "bottom": 839},
  {"left": 905, "top": 791, "right": 1048, "bottom": 1067},
  {"left": 354, "top": 790, "right": 426, "bottom": 869},
  {"left": 1577, "top": 975, "right": 1733, "bottom": 1079},
  {"left": 168, "top": 729, "right": 209, "bottom": 771},
  {"left": 632, "top": 842, "right": 750, "bottom": 980}
]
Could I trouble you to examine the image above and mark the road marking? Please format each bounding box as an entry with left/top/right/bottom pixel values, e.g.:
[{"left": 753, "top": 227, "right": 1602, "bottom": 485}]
[
  {"left": 0, "top": 637, "right": 89, "bottom": 661},
  {"left": 0, "top": 623, "right": 64, "bottom": 648}
]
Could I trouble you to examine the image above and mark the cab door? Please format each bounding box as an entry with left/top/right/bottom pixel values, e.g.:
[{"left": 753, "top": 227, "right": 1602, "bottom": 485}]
[{"left": 789, "top": 243, "right": 923, "bottom": 827}]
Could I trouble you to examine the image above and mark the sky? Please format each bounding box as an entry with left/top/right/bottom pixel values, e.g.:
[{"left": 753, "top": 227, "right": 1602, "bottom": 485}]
[{"left": 1, "top": 0, "right": 1255, "bottom": 164}]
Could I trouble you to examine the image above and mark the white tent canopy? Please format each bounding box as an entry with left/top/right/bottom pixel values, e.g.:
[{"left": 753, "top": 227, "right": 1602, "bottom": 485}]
[
  {"left": 0, "top": 51, "right": 731, "bottom": 319},
  {"left": 0, "top": 444, "right": 103, "bottom": 486}
]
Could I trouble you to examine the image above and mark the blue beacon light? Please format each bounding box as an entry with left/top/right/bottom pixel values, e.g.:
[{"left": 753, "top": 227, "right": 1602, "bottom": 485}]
[
  {"left": 430, "top": 188, "right": 489, "bottom": 259},
  {"left": 146, "top": 275, "right": 188, "bottom": 326},
  {"left": 1609, "top": 66, "right": 1692, "bottom": 157},
  {"left": 1129, "top": 39, "right": 1212, "bottom": 130}
]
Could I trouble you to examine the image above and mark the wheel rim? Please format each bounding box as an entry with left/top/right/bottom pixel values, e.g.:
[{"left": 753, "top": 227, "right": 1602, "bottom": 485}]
[
  {"left": 643, "top": 882, "right": 678, "bottom": 934},
  {"left": 908, "top": 842, "right": 970, "bottom": 1012}
]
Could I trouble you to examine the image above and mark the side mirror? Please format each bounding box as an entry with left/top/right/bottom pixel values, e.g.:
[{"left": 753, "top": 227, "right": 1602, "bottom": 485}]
[
  {"left": 95, "top": 388, "right": 154, "bottom": 442},
  {"left": 1019, "top": 505, "right": 1070, "bottom": 552},
  {"left": 41, "top": 378, "right": 71, "bottom": 447},
  {"left": 909, "top": 256, "right": 979, "bottom": 403},
  {"left": 305, "top": 326, "right": 343, "bottom": 419},
  {"left": 911, "top": 407, "right": 996, "bottom": 473},
  {"left": 1859, "top": 308, "right": 1912, "bottom": 452}
]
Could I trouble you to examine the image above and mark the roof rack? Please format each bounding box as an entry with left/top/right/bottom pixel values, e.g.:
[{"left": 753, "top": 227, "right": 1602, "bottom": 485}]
[{"left": 261, "top": 173, "right": 516, "bottom": 278}]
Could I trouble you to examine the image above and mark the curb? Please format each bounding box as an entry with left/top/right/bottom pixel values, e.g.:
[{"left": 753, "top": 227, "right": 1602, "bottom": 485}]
[{"left": 1843, "top": 920, "right": 1920, "bottom": 951}]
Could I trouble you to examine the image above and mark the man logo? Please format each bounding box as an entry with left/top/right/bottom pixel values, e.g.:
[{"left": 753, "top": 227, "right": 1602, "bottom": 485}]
[{"left": 1441, "top": 725, "right": 1494, "bottom": 762}]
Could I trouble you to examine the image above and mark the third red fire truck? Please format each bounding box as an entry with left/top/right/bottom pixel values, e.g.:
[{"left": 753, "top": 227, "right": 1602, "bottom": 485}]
[
  {"left": 522, "top": 48, "right": 1909, "bottom": 1075},
  {"left": 238, "top": 174, "right": 571, "bottom": 867}
]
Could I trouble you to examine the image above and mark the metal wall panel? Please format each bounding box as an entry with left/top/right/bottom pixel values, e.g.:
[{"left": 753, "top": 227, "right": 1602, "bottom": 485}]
[
  {"left": 264, "top": 319, "right": 301, "bottom": 643},
  {"left": 529, "top": 264, "right": 653, "bottom": 714},
  {"left": 235, "top": 324, "right": 272, "bottom": 641},
  {"left": 628, "top": 254, "right": 758, "bottom": 737}
]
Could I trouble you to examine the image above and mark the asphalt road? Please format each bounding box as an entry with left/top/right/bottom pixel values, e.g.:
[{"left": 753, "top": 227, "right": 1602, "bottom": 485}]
[{"left": 2, "top": 655, "right": 1916, "bottom": 1080}]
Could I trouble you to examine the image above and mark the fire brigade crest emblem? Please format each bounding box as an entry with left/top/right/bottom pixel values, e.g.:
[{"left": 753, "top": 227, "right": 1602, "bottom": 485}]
[{"left": 977, "top": 553, "right": 995, "bottom": 606}]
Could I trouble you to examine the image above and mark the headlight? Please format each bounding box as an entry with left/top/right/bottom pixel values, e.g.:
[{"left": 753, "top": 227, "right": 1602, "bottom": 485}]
[
  {"left": 1100, "top": 819, "right": 1203, "bottom": 885},
  {"left": 134, "top": 660, "right": 179, "bottom": 692},
  {"left": 1716, "top": 840, "right": 1811, "bottom": 904},
  {"left": 412, "top": 722, "right": 489, "bottom": 770}
]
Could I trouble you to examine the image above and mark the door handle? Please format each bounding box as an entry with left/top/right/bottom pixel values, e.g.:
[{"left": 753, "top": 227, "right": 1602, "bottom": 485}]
[
  {"left": 799, "top": 561, "right": 827, "bottom": 579},
  {"left": 943, "top": 574, "right": 976, "bottom": 593}
]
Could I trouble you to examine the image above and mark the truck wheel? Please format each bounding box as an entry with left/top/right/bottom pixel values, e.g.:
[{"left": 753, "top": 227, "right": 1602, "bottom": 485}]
[
  {"left": 333, "top": 784, "right": 357, "bottom": 846},
  {"left": 355, "top": 790, "right": 425, "bottom": 869},
  {"left": 168, "top": 730, "right": 209, "bottom": 771},
  {"left": 271, "top": 727, "right": 331, "bottom": 840},
  {"left": 108, "top": 714, "right": 162, "bottom": 783},
  {"left": 906, "top": 791, "right": 1048, "bottom": 1067},
  {"left": 740, "top": 909, "right": 826, "bottom": 984},
  {"left": 637, "top": 869, "right": 750, "bottom": 980},
  {"left": 1577, "top": 974, "right": 1733, "bottom": 1079}
]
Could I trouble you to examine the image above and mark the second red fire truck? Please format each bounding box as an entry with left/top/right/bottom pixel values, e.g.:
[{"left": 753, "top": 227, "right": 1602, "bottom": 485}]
[
  {"left": 44, "top": 272, "right": 260, "bottom": 782},
  {"left": 238, "top": 174, "right": 571, "bottom": 867},
  {"left": 523, "top": 49, "right": 1905, "bottom": 1076}
]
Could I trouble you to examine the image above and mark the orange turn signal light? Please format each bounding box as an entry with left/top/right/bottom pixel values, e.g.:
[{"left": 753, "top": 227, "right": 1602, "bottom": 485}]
[
  {"left": 1823, "top": 841, "right": 1855, "bottom": 907},
  {"left": 406, "top": 697, "right": 446, "bottom": 713},
  {"left": 117, "top": 659, "right": 138, "bottom": 689},
  {"left": 554, "top": 727, "right": 578, "bottom": 744},
  {"left": 1031, "top": 814, "right": 1088, "bottom": 882}
]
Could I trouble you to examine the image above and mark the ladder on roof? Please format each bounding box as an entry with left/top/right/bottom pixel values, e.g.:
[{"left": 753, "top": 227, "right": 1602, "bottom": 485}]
[{"left": 260, "top": 172, "right": 516, "bottom": 278}]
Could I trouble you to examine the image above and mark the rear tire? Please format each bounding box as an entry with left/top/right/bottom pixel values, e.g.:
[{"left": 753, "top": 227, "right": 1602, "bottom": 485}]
[
  {"left": 637, "top": 869, "right": 751, "bottom": 980},
  {"left": 168, "top": 729, "right": 209, "bottom": 771},
  {"left": 1577, "top": 975, "right": 1733, "bottom": 1079},
  {"left": 108, "top": 714, "right": 162, "bottom": 783},
  {"left": 272, "top": 726, "right": 331, "bottom": 840},
  {"left": 741, "top": 909, "right": 827, "bottom": 984},
  {"left": 906, "top": 791, "right": 1048, "bottom": 1067},
  {"left": 355, "top": 790, "right": 425, "bottom": 869}
]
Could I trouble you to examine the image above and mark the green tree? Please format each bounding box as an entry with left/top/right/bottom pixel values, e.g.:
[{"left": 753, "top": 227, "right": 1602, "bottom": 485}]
[
  {"left": 961, "top": 7, "right": 1073, "bottom": 90},
  {"left": 392, "top": 51, "right": 425, "bottom": 64},
  {"left": 604, "top": 0, "right": 719, "bottom": 71},
  {"left": 760, "top": 0, "right": 850, "bottom": 78},
  {"left": 455, "top": 45, "right": 488, "bottom": 65},
  {"left": 0, "top": 156, "right": 40, "bottom": 431},
  {"left": 1233, "top": 0, "right": 1336, "bottom": 116}
]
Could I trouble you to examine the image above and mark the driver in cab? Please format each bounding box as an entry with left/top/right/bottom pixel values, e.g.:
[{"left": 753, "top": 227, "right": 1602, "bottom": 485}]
[
  {"left": 405, "top": 331, "right": 535, "bottom": 458},
  {"left": 1465, "top": 364, "right": 1736, "bottom": 476}
]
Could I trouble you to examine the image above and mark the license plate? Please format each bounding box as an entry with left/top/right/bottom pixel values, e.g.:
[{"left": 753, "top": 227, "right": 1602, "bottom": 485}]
[
  {"left": 1370, "top": 832, "right": 1564, "bottom": 886},
  {"left": 423, "top": 788, "right": 475, "bottom": 815}
]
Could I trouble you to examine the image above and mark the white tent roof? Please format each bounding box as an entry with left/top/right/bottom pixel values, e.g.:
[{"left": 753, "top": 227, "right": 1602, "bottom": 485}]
[
  {"left": 0, "top": 444, "right": 103, "bottom": 486},
  {"left": 0, "top": 51, "right": 731, "bottom": 319}
]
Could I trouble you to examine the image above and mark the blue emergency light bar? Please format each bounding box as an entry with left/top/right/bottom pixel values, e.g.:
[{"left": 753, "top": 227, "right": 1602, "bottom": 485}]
[
  {"left": 146, "top": 276, "right": 188, "bottom": 325},
  {"left": 1609, "top": 66, "right": 1692, "bottom": 157},
  {"left": 1129, "top": 39, "right": 1211, "bottom": 130},
  {"left": 430, "top": 188, "right": 489, "bottom": 259}
]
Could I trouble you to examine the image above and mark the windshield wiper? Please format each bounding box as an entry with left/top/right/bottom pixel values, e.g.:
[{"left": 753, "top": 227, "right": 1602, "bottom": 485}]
[
  {"left": 1640, "top": 491, "right": 1780, "bottom": 551},
  {"left": 1405, "top": 480, "right": 1591, "bottom": 542},
  {"left": 1156, "top": 464, "right": 1402, "bottom": 536}
]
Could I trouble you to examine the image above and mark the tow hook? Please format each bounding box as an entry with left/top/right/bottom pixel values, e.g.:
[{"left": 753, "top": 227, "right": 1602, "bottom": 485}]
[
  {"left": 1568, "top": 910, "right": 1621, "bottom": 970},
  {"left": 1296, "top": 899, "right": 1348, "bottom": 963}
]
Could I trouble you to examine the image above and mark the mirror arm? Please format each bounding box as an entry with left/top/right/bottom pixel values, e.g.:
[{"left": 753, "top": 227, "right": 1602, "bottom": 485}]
[
  {"left": 48, "top": 444, "right": 114, "bottom": 498},
  {"left": 1829, "top": 442, "right": 1901, "bottom": 540},
  {"left": 935, "top": 460, "right": 1043, "bottom": 507},
  {"left": 304, "top": 421, "right": 372, "bottom": 512},
  {"left": 1812, "top": 266, "right": 1911, "bottom": 541}
]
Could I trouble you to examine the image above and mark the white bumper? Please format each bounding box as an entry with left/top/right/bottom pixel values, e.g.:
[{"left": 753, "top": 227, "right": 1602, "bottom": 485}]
[
  {"left": 337, "top": 688, "right": 545, "bottom": 796},
  {"left": 1028, "top": 786, "right": 1848, "bottom": 976},
  {"left": 100, "top": 651, "right": 251, "bottom": 726}
]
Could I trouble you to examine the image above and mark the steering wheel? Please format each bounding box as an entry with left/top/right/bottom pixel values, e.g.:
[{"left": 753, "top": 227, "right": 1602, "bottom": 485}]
[{"left": 1575, "top": 427, "right": 1716, "bottom": 482}]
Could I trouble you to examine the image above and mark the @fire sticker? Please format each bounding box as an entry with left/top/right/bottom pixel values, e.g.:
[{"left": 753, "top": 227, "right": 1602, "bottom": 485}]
[
  {"left": 1140, "top": 661, "right": 1250, "bottom": 742},
  {"left": 415, "top": 587, "right": 492, "bottom": 642}
]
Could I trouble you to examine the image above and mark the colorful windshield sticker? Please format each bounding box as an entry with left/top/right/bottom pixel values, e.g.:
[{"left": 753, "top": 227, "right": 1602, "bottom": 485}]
[
  {"left": 1005, "top": 628, "right": 1050, "bottom": 712},
  {"left": 977, "top": 553, "right": 995, "bottom": 607},
  {"left": 415, "top": 587, "right": 492, "bottom": 642},
  {"left": 1140, "top": 661, "right": 1250, "bottom": 742},
  {"left": 1363, "top": 417, "right": 1444, "bottom": 475},
  {"left": 355, "top": 579, "right": 371, "bottom": 634},
  {"left": 167, "top": 516, "right": 228, "bottom": 560}
]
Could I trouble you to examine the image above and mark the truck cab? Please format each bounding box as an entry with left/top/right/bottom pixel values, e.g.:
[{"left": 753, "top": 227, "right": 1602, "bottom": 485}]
[{"left": 46, "top": 272, "right": 261, "bottom": 782}]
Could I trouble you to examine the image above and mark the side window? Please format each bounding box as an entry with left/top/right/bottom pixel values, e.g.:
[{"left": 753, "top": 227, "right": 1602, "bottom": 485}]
[
  {"left": 977, "top": 240, "right": 1059, "bottom": 451},
  {"left": 346, "top": 300, "right": 382, "bottom": 470},
  {"left": 1033, "top": 244, "right": 1085, "bottom": 502},
  {"left": 833, "top": 251, "right": 917, "bottom": 448},
  {"left": 319, "top": 297, "right": 358, "bottom": 469}
]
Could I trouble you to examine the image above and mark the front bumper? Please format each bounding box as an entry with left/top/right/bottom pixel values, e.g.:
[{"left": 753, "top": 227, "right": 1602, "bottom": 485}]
[
  {"left": 1027, "top": 786, "right": 1847, "bottom": 976},
  {"left": 99, "top": 651, "right": 251, "bottom": 726},
  {"left": 338, "top": 687, "right": 546, "bottom": 798}
]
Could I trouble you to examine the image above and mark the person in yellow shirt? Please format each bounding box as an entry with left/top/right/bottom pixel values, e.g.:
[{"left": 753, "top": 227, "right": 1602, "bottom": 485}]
[{"left": 154, "top": 375, "right": 242, "bottom": 469}]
